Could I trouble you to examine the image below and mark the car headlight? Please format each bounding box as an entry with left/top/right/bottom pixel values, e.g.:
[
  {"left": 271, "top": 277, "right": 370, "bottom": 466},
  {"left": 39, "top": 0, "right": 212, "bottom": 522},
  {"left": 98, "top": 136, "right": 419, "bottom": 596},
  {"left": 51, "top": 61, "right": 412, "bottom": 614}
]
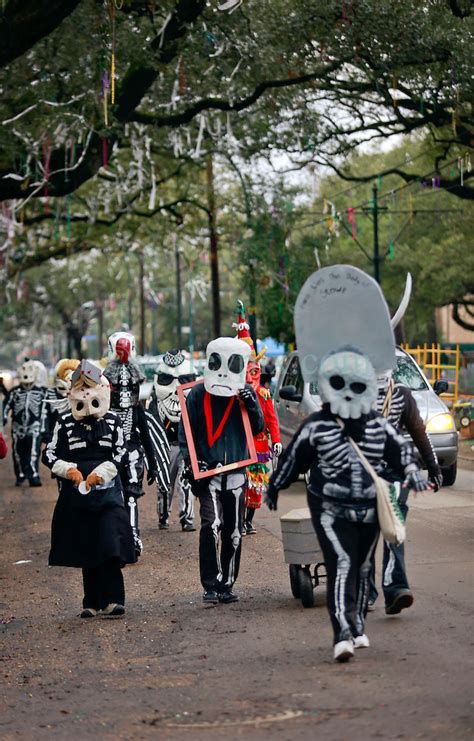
[{"left": 426, "top": 413, "right": 456, "bottom": 433}]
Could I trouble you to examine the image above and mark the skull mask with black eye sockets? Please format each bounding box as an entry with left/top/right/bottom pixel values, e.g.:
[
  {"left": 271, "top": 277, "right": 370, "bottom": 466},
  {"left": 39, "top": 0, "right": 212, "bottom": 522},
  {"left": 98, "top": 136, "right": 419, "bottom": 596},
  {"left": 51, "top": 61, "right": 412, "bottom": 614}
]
[
  {"left": 18, "top": 360, "right": 37, "bottom": 389},
  {"left": 204, "top": 337, "right": 251, "bottom": 397},
  {"left": 68, "top": 375, "right": 111, "bottom": 421},
  {"left": 317, "top": 349, "right": 377, "bottom": 419}
]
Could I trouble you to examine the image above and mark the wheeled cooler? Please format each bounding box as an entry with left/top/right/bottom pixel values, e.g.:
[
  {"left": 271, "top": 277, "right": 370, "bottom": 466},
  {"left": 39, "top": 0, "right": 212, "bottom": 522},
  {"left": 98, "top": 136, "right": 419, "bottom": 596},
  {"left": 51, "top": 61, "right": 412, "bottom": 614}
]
[{"left": 280, "top": 507, "right": 326, "bottom": 608}]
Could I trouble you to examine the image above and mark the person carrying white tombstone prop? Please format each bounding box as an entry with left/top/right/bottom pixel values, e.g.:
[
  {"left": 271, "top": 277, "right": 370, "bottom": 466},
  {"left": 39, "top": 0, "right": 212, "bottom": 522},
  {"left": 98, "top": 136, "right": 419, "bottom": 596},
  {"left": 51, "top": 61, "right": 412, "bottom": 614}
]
[{"left": 265, "top": 266, "right": 432, "bottom": 663}]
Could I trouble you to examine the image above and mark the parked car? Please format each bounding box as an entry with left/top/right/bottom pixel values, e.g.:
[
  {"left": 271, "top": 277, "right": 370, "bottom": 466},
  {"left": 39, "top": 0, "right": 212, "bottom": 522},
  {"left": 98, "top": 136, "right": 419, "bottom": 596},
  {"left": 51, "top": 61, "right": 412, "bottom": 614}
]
[{"left": 274, "top": 347, "right": 459, "bottom": 486}]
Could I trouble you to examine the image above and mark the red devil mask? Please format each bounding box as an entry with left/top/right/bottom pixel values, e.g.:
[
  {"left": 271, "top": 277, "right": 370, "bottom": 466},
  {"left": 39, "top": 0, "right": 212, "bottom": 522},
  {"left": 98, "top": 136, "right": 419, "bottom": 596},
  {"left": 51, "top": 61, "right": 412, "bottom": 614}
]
[{"left": 246, "top": 359, "right": 261, "bottom": 389}]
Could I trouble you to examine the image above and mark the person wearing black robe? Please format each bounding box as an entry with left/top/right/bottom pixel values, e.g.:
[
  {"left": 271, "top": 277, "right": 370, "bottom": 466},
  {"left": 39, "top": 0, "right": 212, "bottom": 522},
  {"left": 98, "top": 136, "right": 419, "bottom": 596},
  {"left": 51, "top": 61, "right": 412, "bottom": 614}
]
[{"left": 42, "top": 360, "right": 135, "bottom": 618}]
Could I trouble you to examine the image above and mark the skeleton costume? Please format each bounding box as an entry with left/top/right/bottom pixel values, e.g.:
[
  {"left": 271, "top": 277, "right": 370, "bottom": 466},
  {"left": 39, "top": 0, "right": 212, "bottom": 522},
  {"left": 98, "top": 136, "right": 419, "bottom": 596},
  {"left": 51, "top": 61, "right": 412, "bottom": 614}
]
[
  {"left": 4, "top": 359, "right": 46, "bottom": 486},
  {"left": 41, "top": 359, "right": 80, "bottom": 444},
  {"left": 232, "top": 302, "right": 281, "bottom": 534},
  {"left": 42, "top": 360, "right": 135, "bottom": 617},
  {"left": 104, "top": 332, "right": 168, "bottom": 557},
  {"left": 178, "top": 337, "right": 264, "bottom": 603},
  {"left": 266, "top": 266, "right": 430, "bottom": 663},
  {"left": 148, "top": 349, "right": 196, "bottom": 531}
]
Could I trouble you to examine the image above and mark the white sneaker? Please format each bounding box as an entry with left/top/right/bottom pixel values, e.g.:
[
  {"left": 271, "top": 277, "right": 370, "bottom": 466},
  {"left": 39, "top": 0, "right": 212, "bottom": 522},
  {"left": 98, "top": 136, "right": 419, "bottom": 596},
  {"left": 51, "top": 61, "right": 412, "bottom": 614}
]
[
  {"left": 334, "top": 640, "right": 354, "bottom": 662},
  {"left": 353, "top": 634, "right": 370, "bottom": 649}
]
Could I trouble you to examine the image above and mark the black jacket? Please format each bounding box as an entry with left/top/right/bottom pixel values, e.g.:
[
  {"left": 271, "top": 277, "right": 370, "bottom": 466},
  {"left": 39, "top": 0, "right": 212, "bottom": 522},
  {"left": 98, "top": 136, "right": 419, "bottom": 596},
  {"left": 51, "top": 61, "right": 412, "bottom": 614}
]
[
  {"left": 178, "top": 383, "right": 264, "bottom": 470},
  {"left": 378, "top": 384, "right": 439, "bottom": 476}
]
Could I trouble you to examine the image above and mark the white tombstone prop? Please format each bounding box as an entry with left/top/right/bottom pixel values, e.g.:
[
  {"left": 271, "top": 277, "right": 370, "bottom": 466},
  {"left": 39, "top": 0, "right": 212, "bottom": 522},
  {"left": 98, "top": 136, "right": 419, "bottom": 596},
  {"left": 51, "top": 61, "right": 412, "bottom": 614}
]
[{"left": 294, "top": 265, "right": 396, "bottom": 386}]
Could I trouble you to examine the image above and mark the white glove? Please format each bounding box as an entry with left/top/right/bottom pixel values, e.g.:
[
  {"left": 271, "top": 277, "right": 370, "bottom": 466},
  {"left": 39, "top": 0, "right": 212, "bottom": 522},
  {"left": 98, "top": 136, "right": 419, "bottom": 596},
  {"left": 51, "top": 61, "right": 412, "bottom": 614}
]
[{"left": 273, "top": 442, "right": 282, "bottom": 457}]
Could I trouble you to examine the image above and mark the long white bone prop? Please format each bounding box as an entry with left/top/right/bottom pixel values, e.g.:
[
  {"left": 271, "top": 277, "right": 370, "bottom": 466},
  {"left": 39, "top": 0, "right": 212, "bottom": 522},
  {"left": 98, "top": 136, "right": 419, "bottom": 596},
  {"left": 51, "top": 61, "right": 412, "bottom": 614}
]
[{"left": 391, "top": 273, "right": 412, "bottom": 330}]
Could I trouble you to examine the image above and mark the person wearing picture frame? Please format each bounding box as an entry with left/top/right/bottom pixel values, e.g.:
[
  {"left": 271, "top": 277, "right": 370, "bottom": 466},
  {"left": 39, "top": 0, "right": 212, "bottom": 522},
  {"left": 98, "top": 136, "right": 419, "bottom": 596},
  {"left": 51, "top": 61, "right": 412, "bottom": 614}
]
[{"left": 178, "top": 337, "right": 264, "bottom": 605}]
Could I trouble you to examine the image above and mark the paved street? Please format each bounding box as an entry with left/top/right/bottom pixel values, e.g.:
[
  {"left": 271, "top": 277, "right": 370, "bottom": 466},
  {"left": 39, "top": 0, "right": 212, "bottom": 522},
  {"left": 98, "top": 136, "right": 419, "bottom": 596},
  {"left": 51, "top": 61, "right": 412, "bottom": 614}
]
[{"left": 1, "top": 457, "right": 473, "bottom": 740}]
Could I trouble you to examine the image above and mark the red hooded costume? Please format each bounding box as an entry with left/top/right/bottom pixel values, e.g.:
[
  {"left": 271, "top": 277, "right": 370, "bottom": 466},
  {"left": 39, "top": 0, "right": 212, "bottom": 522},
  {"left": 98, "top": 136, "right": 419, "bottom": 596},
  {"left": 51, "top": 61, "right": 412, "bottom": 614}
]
[{"left": 233, "top": 302, "right": 281, "bottom": 508}]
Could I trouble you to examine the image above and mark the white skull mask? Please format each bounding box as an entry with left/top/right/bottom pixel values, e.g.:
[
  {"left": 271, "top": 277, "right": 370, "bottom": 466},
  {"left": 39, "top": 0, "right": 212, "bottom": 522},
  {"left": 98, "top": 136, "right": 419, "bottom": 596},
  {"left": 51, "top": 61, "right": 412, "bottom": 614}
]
[
  {"left": 153, "top": 350, "right": 196, "bottom": 423},
  {"left": 18, "top": 360, "right": 37, "bottom": 389},
  {"left": 68, "top": 377, "right": 110, "bottom": 420},
  {"left": 68, "top": 362, "right": 111, "bottom": 420},
  {"left": 107, "top": 332, "right": 136, "bottom": 363},
  {"left": 317, "top": 349, "right": 377, "bottom": 419},
  {"left": 204, "top": 338, "right": 251, "bottom": 397},
  {"left": 55, "top": 376, "right": 69, "bottom": 397}
]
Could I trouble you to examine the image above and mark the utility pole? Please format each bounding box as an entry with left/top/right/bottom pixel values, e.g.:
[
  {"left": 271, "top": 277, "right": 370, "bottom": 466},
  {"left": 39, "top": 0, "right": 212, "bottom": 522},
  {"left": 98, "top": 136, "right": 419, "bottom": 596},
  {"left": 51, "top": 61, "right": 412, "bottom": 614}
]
[
  {"left": 352, "top": 185, "right": 461, "bottom": 289},
  {"left": 175, "top": 238, "right": 183, "bottom": 348},
  {"left": 188, "top": 262, "right": 195, "bottom": 371},
  {"left": 206, "top": 154, "right": 221, "bottom": 337},
  {"left": 226, "top": 154, "right": 258, "bottom": 346}
]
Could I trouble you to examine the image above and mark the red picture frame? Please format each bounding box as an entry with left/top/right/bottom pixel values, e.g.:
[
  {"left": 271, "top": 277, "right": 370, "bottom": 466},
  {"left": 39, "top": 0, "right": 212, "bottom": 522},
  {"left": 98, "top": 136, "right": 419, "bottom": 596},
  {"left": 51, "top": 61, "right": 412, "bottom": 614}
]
[{"left": 177, "top": 379, "right": 258, "bottom": 480}]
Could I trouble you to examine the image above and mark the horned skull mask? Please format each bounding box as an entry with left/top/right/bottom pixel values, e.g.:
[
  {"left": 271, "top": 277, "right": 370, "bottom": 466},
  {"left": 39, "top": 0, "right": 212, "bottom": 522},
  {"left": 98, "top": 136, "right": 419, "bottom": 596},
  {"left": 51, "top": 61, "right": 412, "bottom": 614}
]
[
  {"left": 204, "top": 337, "right": 251, "bottom": 397},
  {"left": 317, "top": 349, "right": 377, "bottom": 419},
  {"left": 153, "top": 349, "right": 196, "bottom": 423}
]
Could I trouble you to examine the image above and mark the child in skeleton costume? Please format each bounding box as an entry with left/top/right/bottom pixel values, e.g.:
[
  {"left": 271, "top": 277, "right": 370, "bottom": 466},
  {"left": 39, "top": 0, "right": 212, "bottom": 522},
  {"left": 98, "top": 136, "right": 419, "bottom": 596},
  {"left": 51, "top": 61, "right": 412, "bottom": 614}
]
[
  {"left": 41, "top": 359, "right": 80, "bottom": 444},
  {"left": 104, "top": 332, "right": 168, "bottom": 557},
  {"left": 3, "top": 359, "right": 46, "bottom": 486},
  {"left": 42, "top": 361, "right": 135, "bottom": 617},
  {"left": 232, "top": 302, "right": 282, "bottom": 534},
  {"left": 178, "top": 337, "right": 264, "bottom": 604},
  {"left": 266, "top": 266, "right": 431, "bottom": 663},
  {"left": 148, "top": 349, "right": 197, "bottom": 531}
]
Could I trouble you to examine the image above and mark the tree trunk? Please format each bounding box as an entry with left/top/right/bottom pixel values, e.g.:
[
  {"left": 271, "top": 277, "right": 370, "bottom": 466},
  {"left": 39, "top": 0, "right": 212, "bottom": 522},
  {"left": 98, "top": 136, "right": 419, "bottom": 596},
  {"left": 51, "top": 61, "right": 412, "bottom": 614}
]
[
  {"left": 96, "top": 298, "right": 104, "bottom": 358},
  {"left": 139, "top": 252, "right": 146, "bottom": 355},
  {"left": 427, "top": 313, "right": 438, "bottom": 345},
  {"left": 207, "top": 154, "right": 221, "bottom": 337}
]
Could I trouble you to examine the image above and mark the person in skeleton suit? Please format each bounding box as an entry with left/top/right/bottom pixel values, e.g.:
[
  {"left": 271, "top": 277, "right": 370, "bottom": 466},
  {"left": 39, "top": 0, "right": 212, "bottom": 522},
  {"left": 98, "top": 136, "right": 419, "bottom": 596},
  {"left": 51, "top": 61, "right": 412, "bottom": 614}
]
[
  {"left": 367, "top": 370, "right": 443, "bottom": 614},
  {"left": 148, "top": 349, "right": 197, "bottom": 531},
  {"left": 4, "top": 359, "right": 46, "bottom": 486},
  {"left": 43, "top": 360, "right": 135, "bottom": 617},
  {"left": 104, "top": 332, "right": 167, "bottom": 557},
  {"left": 41, "top": 359, "right": 80, "bottom": 444},
  {"left": 178, "top": 337, "right": 264, "bottom": 604},
  {"left": 232, "top": 302, "right": 282, "bottom": 534},
  {"left": 266, "top": 266, "right": 432, "bottom": 663}
]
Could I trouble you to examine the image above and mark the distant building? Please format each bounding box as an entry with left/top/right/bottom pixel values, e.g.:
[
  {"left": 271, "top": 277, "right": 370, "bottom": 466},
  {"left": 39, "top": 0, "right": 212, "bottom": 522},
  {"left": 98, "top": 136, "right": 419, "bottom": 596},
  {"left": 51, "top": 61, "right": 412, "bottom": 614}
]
[{"left": 436, "top": 305, "right": 474, "bottom": 345}]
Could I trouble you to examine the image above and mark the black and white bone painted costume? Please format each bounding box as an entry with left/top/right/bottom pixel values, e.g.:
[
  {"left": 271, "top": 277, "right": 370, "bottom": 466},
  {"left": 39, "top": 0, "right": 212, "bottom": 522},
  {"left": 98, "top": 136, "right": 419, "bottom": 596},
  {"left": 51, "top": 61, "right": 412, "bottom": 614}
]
[
  {"left": 266, "top": 266, "right": 430, "bottom": 660},
  {"left": 4, "top": 360, "right": 46, "bottom": 486},
  {"left": 42, "top": 361, "right": 135, "bottom": 614},
  {"left": 104, "top": 332, "right": 169, "bottom": 556},
  {"left": 41, "top": 359, "right": 79, "bottom": 445},
  {"left": 368, "top": 377, "right": 442, "bottom": 607},
  {"left": 41, "top": 387, "right": 67, "bottom": 444},
  {"left": 178, "top": 338, "right": 264, "bottom": 597},
  {"left": 149, "top": 349, "right": 196, "bottom": 530}
]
